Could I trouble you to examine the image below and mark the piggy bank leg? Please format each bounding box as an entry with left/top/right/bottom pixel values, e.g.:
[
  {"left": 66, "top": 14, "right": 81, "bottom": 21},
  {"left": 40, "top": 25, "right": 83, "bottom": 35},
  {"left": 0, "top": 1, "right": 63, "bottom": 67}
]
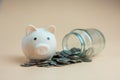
[{"left": 48, "top": 55, "right": 54, "bottom": 60}]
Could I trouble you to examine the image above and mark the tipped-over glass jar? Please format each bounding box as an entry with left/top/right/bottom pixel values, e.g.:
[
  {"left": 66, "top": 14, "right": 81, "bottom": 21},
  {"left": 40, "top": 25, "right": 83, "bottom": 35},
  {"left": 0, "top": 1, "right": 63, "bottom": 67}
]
[{"left": 62, "top": 28, "right": 105, "bottom": 58}]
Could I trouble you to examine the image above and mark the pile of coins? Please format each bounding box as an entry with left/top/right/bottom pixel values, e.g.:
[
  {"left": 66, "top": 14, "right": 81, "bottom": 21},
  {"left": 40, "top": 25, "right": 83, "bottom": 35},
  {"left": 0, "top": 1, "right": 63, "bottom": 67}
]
[{"left": 21, "top": 47, "right": 92, "bottom": 67}]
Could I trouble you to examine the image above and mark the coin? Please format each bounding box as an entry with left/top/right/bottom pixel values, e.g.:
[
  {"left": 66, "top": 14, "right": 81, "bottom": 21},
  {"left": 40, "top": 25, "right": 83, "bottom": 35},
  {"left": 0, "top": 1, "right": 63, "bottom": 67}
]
[{"left": 21, "top": 47, "right": 92, "bottom": 67}]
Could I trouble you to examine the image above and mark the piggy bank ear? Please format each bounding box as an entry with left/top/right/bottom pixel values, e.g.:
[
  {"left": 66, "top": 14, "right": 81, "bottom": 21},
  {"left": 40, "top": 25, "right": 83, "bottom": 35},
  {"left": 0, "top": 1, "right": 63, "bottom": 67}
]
[
  {"left": 26, "top": 25, "right": 37, "bottom": 35},
  {"left": 47, "top": 25, "right": 56, "bottom": 34}
]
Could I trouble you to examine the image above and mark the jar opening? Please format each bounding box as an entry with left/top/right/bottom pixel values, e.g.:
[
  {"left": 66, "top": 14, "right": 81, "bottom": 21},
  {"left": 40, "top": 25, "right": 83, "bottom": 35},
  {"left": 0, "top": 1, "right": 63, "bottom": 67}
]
[{"left": 62, "top": 32, "right": 85, "bottom": 53}]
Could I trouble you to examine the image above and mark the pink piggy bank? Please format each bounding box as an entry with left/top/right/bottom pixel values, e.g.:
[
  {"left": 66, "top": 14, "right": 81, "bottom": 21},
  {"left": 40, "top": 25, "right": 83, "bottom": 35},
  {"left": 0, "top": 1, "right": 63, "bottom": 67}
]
[{"left": 22, "top": 25, "right": 57, "bottom": 61}]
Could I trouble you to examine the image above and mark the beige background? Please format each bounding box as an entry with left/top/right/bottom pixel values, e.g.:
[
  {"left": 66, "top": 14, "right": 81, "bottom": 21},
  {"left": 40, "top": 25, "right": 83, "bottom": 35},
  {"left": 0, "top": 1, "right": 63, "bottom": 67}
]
[{"left": 0, "top": 0, "right": 120, "bottom": 80}]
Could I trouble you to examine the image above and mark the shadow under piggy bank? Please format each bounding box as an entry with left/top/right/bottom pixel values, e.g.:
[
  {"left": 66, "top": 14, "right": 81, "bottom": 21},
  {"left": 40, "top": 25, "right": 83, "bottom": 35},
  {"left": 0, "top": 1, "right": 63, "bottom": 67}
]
[{"left": 8, "top": 55, "right": 27, "bottom": 65}]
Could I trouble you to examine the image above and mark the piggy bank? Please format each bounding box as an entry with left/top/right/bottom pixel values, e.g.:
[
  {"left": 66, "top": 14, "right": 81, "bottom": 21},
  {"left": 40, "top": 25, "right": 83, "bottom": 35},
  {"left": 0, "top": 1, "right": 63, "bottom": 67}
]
[{"left": 22, "top": 25, "right": 57, "bottom": 60}]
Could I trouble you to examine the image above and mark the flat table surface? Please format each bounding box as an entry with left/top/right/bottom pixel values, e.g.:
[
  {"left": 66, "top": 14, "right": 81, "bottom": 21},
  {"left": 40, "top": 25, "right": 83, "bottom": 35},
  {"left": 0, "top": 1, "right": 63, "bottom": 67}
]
[{"left": 0, "top": 0, "right": 120, "bottom": 80}]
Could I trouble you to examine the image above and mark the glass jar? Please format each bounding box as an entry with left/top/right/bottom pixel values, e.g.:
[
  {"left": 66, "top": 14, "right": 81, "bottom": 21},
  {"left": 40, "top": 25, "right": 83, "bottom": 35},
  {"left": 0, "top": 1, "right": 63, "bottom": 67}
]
[{"left": 62, "top": 28, "right": 105, "bottom": 58}]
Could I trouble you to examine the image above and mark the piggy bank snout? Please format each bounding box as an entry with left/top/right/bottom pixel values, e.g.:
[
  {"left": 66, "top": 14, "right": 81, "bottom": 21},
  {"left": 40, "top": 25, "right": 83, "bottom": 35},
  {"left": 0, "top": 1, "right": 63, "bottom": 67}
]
[{"left": 35, "top": 43, "right": 50, "bottom": 54}]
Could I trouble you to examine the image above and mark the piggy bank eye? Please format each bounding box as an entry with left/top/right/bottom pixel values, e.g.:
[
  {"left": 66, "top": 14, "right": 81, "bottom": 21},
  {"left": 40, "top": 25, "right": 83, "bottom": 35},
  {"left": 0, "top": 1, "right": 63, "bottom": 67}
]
[
  {"left": 33, "top": 37, "right": 37, "bottom": 40},
  {"left": 47, "top": 37, "right": 50, "bottom": 40}
]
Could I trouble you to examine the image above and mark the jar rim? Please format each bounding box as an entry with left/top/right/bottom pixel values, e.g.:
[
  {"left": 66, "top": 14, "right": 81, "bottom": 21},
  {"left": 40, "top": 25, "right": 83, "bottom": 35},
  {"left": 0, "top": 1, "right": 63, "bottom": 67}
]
[{"left": 62, "top": 31, "right": 85, "bottom": 53}]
